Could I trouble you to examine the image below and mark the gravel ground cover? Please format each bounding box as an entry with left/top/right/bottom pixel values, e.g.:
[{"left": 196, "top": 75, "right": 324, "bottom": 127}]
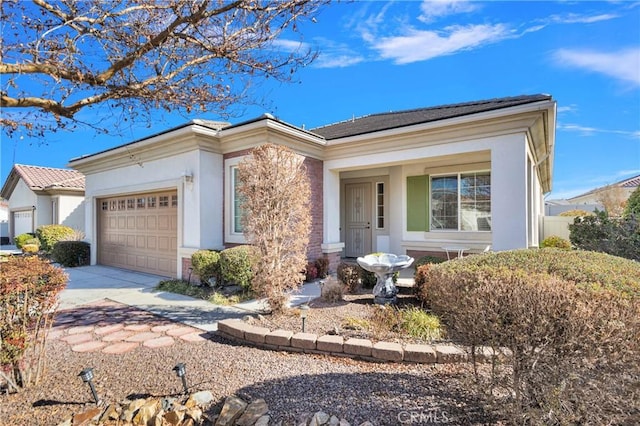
[{"left": 0, "top": 295, "right": 498, "bottom": 425}]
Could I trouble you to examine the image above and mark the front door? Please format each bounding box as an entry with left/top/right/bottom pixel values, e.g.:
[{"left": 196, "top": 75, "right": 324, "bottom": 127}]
[{"left": 345, "top": 182, "right": 372, "bottom": 257}]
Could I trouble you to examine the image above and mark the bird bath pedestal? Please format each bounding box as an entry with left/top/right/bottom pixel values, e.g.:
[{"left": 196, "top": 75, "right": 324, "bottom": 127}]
[{"left": 357, "top": 253, "right": 414, "bottom": 305}]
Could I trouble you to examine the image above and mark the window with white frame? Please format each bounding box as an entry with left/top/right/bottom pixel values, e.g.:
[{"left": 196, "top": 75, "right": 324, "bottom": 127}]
[
  {"left": 430, "top": 172, "right": 491, "bottom": 231},
  {"left": 376, "top": 182, "right": 385, "bottom": 229},
  {"left": 232, "top": 167, "right": 244, "bottom": 233}
]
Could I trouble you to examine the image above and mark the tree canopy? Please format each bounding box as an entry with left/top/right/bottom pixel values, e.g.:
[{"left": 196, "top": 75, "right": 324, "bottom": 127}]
[{"left": 0, "top": 0, "right": 327, "bottom": 137}]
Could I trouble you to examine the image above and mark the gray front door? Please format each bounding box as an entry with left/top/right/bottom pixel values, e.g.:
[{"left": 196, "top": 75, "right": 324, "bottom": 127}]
[{"left": 344, "top": 182, "right": 372, "bottom": 257}]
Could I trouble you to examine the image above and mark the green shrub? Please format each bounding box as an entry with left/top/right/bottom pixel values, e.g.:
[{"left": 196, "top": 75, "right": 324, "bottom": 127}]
[
  {"left": 155, "top": 279, "right": 212, "bottom": 300},
  {"left": 540, "top": 235, "right": 571, "bottom": 249},
  {"left": 35, "top": 225, "right": 75, "bottom": 253},
  {"left": 191, "top": 250, "right": 220, "bottom": 286},
  {"left": 219, "top": 245, "right": 259, "bottom": 290},
  {"left": 569, "top": 210, "right": 640, "bottom": 261},
  {"left": 624, "top": 186, "right": 640, "bottom": 217},
  {"left": 418, "top": 249, "right": 640, "bottom": 424},
  {"left": 52, "top": 241, "right": 90, "bottom": 267},
  {"left": 414, "top": 255, "right": 446, "bottom": 268},
  {"left": 14, "top": 233, "right": 35, "bottom": 249},
  {"left": 21, "top": 244, "right": 39, "bottom": 254},
  {"left": 314, "top": 257, "right": 329, "bottom": 278},
  {"left": 337, "top": 262, "right": 360, "bottom": 293},
  {"left": 400, "top": 307, "right": 443, "bottom": 341},
  {"left": 1, "top": 256, "right": 67, "bottom": 391}
]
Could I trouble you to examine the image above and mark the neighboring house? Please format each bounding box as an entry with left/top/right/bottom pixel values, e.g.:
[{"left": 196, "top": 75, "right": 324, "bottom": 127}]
[
  {"left": 544, "top": 199, "right": 601, "bottom": 216},
  {"left": 69, "top": 94, "right": 556, "bottom": 279},
  {"left": 568, "top": 174, "right": 640, "bottom": 206},
  {"left": 0, "top": 199, "right": 9, "bottom": 244},
  {"left": 0, "top": 164, "right": 85, "bottom": 242}
]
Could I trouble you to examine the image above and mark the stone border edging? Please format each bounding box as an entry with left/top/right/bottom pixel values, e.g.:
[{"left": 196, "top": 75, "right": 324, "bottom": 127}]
[{"left": 217, "top": 319, "right": 503, "bottom": 364}]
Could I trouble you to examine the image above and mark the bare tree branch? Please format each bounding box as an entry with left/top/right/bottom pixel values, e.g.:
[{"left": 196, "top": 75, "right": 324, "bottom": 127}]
[{"left": 1, "top": 0, "right": 328, "bottom": 137}]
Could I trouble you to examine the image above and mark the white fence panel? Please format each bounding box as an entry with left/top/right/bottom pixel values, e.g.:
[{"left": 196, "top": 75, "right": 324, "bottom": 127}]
[{"left": 540, "top": 216, "right": 574, "bottom": 242}]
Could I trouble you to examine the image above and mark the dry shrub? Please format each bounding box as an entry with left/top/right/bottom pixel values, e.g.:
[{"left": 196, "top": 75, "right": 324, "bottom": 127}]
[
  {"left": 1, "top": 256, "right": 67, "bottom": 392},
  {"left": 314, "top": 257, "right": 329, "bottom": 278},
  {"left": 337, "top": 262, "right": 361, "bottom": 293},
  {"left": 320, "top": 277, "right": 344, "bottom": 302},
  {"left": 419, "top": 249, "right": 640, "bottom": 424},
  {"left": 237, "top": 144, "right": 311, "bottom": 313}
]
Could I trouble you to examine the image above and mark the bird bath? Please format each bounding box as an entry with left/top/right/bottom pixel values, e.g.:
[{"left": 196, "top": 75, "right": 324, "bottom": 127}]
[{"left": 357, "top": 253, "right": 414, "bottom": 305}]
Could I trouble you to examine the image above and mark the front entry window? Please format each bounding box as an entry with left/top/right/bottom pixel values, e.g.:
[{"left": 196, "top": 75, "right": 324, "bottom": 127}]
[{"left": 431, "top": 172, "right": 491, "bottom": 231}]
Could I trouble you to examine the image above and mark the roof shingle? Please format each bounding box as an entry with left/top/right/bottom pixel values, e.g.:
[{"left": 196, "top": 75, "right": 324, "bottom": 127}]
[
  {"left": 310, "top": 94, "right": 552, "bottom": 140},
  {"left": 13, "top": 164, "right": 85, "bottom": 190}
]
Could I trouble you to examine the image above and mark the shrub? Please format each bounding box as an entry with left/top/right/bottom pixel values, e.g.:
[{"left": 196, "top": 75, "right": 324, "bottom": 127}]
[
  {"left": 315, "top": 257, "right": 329, "bottom": 278},
  {"left": 558, "top": 209, "right": 593, "bottom": 217},
  {"left": 320, "top": 277, "right": 344, "bottom": 302},
  {"left": 1, "top": 256, "right": 67, "bottom": 391},
  {"left": 51, "top": 241, "right": 90, "bottom": 267},
  {"left": 540, "top": 235, "right": 571, "bottom": 249},
  {"left": 14, "top": 233, "right": 35, "bottom": 249},
  {"left": 624, "top": 186, "right": 640, "bottom": 217},
  {"left": 305, "top": 262, "right": 318, "bottom": 282},
  {"left": 400, "top": 307, "right": 443, "bottom": 341},
  {"left": 337, "top": 262, "right": 360, "bottom": 293},
  {"left": 155, "top": 279, "right": 211, "bottom": 300},
  {"left": 191, "top": 250, "right": 220, "bottom": 286},
  {"left": 35, "top": 225, "right": 75, "bottom": 253},
  {"left": 414, "top": 255, "right": 446, "bottom": 268},
  {"left": 418, "top": 249, "right": 640, "bottom": 424},
  {"left": 21, "top": 244, "right": 39, "bottom": 255},
  {"left": 219, "top": 245, "right": 259, "bottom": 290},
  {"left": 570, "top": 209, "right": 640, "bottom": 261}
]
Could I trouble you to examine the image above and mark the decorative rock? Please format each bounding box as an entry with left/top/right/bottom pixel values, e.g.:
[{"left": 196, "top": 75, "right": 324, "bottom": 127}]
[
  {"left": 265, "top": 329, "right": 293, "bottom": 346},
  {"left": 329, "top": 415, "right": 340, "bottom": 426},
  {"left": 339, "top": 420, "right": 351, "bottom": 426},
  {"left": 56, "top": 418, "right": 72, "bottom": 426},
  {"left": 163, "top": 410, "right": 185, "bottom": 425},
  {"left": 215, "top": 395, "right": 248, "bottom": 426},
  {"left": 291, "top": 332, "right": 317, "bottom": 350},
  {"left": 343, "top": 339, "right": 372, "bottom": 357},
  {"left": 359, "top": 422, "right": 374, "bottom": 426},
  {"left": 404, "top": 344, "right": 436, "bottom": 363},
  {"left": 255, "top": 415, "right": 271, "bottom": 426},
  {"left": 309, "top": 411, "right": 331, "bottom": 426},
  {"left": 317, "top": 335, "right": 344, "bottom": 353},
  {"left": 236, "top": 398, "right": 269, "bottom": 426},
  {"left": 186, "top": 407, "right": 203, "bottom": 422},
  {"left": 72, "top": 407, "right": 102, "bottom": 425},
  {"left": 185, "top": 390, "right": 214, "bottom": 407},
  {"left": 372, "top": 341, "right": 403, "bottom": 362},
  {"left": 132, "top": 399, "right": 160, "bottom": 425},
  {"left": 121, "top": 398, "right": 147, "bottom": 422},
  {"left": 98, "top": 404, "right": 120, "bottom": 423}
]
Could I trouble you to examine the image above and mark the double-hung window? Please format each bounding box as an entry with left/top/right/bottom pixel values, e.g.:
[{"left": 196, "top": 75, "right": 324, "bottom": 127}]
[
  {"left": 407, "top": 172, "right": 491, "bottom": 232},
  {"left": 232, "top": 167, "right": 244, "bottom": 233}
]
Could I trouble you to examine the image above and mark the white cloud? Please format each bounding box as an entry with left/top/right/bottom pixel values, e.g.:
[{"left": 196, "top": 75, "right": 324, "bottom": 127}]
[
  {"left": 418, "top": 0, "right": 479, "bottom": 23},
  {"left": 272, "top": 39, "right": 309, "bottom": 53},
  {"left": 558, "top": 123, "right": 640, "bottom": 138},
  {"left": 553, "top": 48, "right": 640, "bottom": 87},
  {"left": 314, "top": 54, "right": 364, "bottom": 69},
  {"left": 372, "top": 24, "right": 512, "bottom": 64},
  {"left": 557, "top": 105, "right": 578, "bottom": 114},
  {"left": 548, "top": 13, "right": 620, "bottom": 24}
]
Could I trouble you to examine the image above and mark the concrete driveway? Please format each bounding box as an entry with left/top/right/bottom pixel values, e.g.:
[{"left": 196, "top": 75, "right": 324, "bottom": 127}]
[{"left": 60, "top": 265, "right": 321, "bottom": 332}]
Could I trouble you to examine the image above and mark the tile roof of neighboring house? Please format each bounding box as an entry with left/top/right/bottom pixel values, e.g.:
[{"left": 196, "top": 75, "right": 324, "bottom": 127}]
[
  {"left": 568, "top": 173, "right": 640, "bottom": 201},
  {"left": 310, "top": 94, "right": 553, "bottom": 140},
  {"left": 0, "top": 164, "right": 85, "bottom": 199}
]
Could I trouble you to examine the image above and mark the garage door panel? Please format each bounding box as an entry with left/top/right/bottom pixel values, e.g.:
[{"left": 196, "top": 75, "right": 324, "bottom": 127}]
[{"left": 98, "top": 190, "right": 177, "bottom": 277}]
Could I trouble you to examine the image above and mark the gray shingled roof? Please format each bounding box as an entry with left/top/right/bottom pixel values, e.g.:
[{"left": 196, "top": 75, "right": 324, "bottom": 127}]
[{"left": 311, "top": 94, "right": 552, "bottom": 140}]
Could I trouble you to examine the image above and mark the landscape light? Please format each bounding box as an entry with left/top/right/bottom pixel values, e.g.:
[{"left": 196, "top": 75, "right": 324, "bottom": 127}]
[
  {"left": 172, "top": 363, "right": 189, "bottom": 394},
  {"left": 299, "top": 304, "right": 309, "bottom": 333},
  {"left": 78, "top": 367, "right": 100, "bottom": 404}
]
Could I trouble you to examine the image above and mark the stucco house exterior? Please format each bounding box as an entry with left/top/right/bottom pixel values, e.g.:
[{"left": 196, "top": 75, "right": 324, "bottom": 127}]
[
  {"left": 69, "top": 94, "right": 556, "bottom": 278},
  {"left": 0, "top": 164, "right": 85, "bottom": 242}
]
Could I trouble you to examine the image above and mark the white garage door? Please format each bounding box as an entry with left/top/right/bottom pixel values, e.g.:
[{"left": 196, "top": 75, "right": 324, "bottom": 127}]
[
  {"left": 98, "top": 191, "right": 177, "bottom": 277},
  {"left": 13, "top": 210, "right": 33, "bottom": 238}
]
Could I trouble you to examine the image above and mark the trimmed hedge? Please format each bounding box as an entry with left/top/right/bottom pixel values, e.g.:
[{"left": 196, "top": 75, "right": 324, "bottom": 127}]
[
  {"left": 540, "top": 235, "right": 571, "bottom": 249},
  {"left": 35, "top": 225, "right": 75, "bottom": 253},
  {"left": 191, "top": 250, "right": 220, "bottom": 286},
  {"left": 219, "top": 245, "right": 259, "bottom": 290},
  {"left": 14, "top": 233, "right": 35, "bottom": 249},
  {"left": 417, "top": 249, "right": 640, "bottom": 424},
  {"left": 52, "top": 241, "right": 90, "bottom": 267}
]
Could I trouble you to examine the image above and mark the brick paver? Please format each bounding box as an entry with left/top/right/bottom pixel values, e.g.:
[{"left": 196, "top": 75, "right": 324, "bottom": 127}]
[{"left": 50, "top": 299, "right": 211, "bottom": 354}]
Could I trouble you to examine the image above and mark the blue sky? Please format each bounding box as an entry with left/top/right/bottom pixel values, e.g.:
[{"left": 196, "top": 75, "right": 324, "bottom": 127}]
[{"left": 1, "top": 0, "right": 639, "bottom": 200}]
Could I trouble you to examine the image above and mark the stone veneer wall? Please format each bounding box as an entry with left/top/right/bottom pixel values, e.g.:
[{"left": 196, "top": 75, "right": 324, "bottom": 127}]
[{"left": 217, "top": 319, "right": 503, "bottom": 364}]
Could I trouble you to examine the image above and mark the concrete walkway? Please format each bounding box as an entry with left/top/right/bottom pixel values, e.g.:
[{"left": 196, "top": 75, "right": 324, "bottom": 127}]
[{"left": 61, "top": 265, "right": 322, "bottom": 332}]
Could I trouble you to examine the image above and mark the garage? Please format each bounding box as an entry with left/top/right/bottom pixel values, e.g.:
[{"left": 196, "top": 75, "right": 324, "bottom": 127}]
[
  {"left": 98, "top": 191, "right": 177, "bottom": 276},
  {"left": 13, "top": 210, "right": 34, "bottom": 238}
]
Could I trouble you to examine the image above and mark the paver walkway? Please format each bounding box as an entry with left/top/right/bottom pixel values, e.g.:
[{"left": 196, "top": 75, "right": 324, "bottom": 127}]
[{"left": 51, "top": 299, "right": 211, "bottom": 354}]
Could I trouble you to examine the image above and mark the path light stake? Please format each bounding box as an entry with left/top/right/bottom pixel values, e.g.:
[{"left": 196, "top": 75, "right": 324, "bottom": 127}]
[
  {"left": 78, "top": 367, "right": 100, "bottom": 404},
  {"left": 173, "top": 363, "right": 189, "bottom": 394},
  {"left": 299, "top": 304, "right": 309, "bottom": 333}
]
